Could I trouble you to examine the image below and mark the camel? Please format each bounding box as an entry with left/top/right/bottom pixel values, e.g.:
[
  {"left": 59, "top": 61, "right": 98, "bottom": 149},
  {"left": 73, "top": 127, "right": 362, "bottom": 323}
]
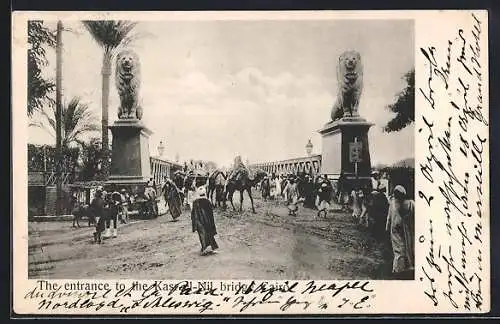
[
  {"left": 224, "top": 169, "right": 267, "bottom": 213},
  {"left": 207, "top": 170, "right": 227, "bottom": 207}
]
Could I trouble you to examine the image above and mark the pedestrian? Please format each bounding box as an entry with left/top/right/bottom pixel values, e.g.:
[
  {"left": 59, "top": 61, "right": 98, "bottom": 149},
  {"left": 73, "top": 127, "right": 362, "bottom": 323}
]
[
  {"left": 90, "top": 189, "right": 106, "bottom": 242},
  {"left": 119, "top": 188, "right": 129, "bottom": 224},
  {"left": 367, "top": 190, "right": 390, "bottom": 239},
  {"left": 303, "top": 175, "right": 315, "bottom": 208},
  {"left": 260, "top": 176, "right": 270, "bottom": 201},
  {"left": 191, "top": 186, "right": 219, "bottom": 256},
  {"left": 145, "top": 184, "right": 158, "bottom": 217},
  {"left": 104, "top": 189, "right": 121, "bottom": 238},
  {"left": 275, "top": 175, "right": 282, "bottom": 200},
  {"left": 284, "top": 177, "right": 300, "bottom": 216},
  {"left": 315, "top": 182, "right": 331, "bottom": 219},
  {"left": 386, "top": 185, "right": 415, "bottom": 279},
  {"left": 357, "top": 189, "right": 369, "bottom": 227},
  {"left": 351, "top": 189, "right": 361, "bottom": 221},
  {"left": 162, "top": 178, "right": 183, "bottom": 222}
]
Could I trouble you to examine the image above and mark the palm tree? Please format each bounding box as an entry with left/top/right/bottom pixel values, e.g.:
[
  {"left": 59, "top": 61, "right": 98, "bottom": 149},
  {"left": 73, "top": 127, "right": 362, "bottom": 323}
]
[
  {"left": 55, "top": 20, "right": 64, "bottom": 216},
  {"left": 30, "top": 96, "right": 100, "bottom": 149},
  {"left": 82, "top": 20, "right": 139, "bottom": 176}
]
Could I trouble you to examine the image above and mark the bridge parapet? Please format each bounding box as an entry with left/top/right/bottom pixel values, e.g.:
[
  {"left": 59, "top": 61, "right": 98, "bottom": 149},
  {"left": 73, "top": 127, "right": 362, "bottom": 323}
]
[{"left": 250, "top": 154, "right": 322, "bottom": 176}]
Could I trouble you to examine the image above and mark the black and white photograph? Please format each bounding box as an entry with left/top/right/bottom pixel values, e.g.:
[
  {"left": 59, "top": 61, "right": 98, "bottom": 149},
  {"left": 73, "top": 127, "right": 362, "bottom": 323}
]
[
  {"left": 13, "top": 10, "right": 490, "bottom": 315},
  {"left": 26, "top": 18, "right": 415, "bottom": 280}
]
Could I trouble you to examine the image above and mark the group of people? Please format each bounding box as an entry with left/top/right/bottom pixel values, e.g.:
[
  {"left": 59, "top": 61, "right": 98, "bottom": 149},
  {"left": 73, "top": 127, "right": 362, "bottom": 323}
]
[
  {"left": 71, "top": 179, "right": 161, "bottom": 243},
  {"left": 259, "top": 173, "right": 334, "bottom": 217},
  {"left": 161, "top": 176, "right": 219, "bottom": 256},
  {"left": 84, "top": 186, "right": 130, "bottom": 242},
  {"left": 259, "top": 169, "right": 414, "bottom": 279},
  {"left": 345, "top": 172, "right": 415, "bottom": 279}
]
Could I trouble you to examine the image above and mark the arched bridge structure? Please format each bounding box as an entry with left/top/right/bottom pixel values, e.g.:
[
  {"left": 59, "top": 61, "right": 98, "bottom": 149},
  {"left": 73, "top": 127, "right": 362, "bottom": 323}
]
[{"left": 251, "top": 154, "right": 322, "bottom": 177}]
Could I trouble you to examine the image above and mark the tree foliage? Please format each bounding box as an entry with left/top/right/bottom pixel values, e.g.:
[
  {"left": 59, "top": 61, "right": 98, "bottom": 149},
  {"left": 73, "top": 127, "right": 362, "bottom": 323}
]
[
  {"left": 27, "top": 144, "right": 79, "bottom": 174},
  {"left": 28, "top": 21, "right": 56, "bottom": 117},
  {"left": 78, "top": 138, "right": 108, "bottom": 181},
  {"left": 82, "top": 20, "right": 140, "bottom": 58},
  {"left": 383, "top": 69, "right": 415, "bottom": 133},
  {"left": 29, "top": 97, "right": 100, "bottom": 148}
]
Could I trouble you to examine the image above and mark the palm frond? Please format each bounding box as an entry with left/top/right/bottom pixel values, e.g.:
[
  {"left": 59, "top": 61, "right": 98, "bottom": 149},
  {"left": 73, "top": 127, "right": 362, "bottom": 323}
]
[
  {"left": 64, "top": 107, "right": 100, "bottom": 146},
  {"left": 38, "top": 107, "right": 57, "bottom": 134},
  {"left": 82, "top": 20, "right": 139, "bottom": 54},
  {"left": 28, "top": 120, "right": 57, "bottom": 140},
  {"left": 33, "top": 96, "right": 100, "bottom": 148}
]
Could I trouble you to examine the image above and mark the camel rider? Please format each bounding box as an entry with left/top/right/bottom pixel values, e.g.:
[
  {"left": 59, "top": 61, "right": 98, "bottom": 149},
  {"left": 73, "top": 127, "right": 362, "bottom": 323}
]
[{"left": 228, "top": 155, "right": 249, "bottom": 182}]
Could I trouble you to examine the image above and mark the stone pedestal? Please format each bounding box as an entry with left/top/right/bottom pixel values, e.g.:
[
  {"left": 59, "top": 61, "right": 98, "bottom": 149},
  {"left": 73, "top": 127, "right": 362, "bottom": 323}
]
[
  {"left": 106, "top": 119, "right": 153, "bottom": 194},
  {"left": 318, "top": 116, "right": 374, "bottom": 191}
]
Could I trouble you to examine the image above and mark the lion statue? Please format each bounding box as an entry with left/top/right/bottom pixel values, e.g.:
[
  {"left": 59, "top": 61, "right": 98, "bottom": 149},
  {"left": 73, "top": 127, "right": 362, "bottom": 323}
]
[
  {"left": 330, "top": 50, "right": 364, "bottom": 121},
  {"left": 115, "top": 49, "right": 143, "bottom": 120}
]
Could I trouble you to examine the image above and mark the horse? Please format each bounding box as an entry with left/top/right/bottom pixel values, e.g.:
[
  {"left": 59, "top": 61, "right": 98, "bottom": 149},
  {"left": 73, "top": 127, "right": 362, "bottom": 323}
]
[
  {"left": 224, "top": 169, "right": 267, "bottom": 213},
  {"left": 207, "top": 170, "right": 227, "bottom": 207}
]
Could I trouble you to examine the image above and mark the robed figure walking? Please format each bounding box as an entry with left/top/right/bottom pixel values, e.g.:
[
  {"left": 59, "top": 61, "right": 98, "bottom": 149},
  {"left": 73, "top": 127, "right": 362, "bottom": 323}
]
[
  {"left": 162, "top": 178, "right": 183, "bottom": 221},
  {"left": 191, "top": 186, "right": 219, "bottom": 255},
  {"left": 386, "top": 185, "right": 415, "bottom": 279}
]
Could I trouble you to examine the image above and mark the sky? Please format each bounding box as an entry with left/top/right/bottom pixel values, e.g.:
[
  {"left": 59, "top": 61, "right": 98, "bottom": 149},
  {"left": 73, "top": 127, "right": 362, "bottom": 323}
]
[{"left": 29, "top": 19, "right": 415, "bottom": 168}]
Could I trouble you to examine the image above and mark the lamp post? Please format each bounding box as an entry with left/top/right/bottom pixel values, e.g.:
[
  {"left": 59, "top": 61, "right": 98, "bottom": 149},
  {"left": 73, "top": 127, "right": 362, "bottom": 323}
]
[{"left": 305, "top": 139, "right": 313, "bottom": 157}]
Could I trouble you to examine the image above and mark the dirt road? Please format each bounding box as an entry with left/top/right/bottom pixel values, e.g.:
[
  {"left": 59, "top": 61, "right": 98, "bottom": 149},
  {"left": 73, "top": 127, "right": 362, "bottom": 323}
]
[{"left": 28, "top": 196, "right": 392, "bottom": 280}]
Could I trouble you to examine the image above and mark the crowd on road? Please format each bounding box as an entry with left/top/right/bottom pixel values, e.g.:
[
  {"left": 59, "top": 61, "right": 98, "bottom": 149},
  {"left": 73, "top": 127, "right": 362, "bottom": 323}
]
[
  {"left": 70, "top": 158, "right": 414, "bottom": 278},
  {"left": 257, "top": 170, "right": 415, "bottom": 279}
]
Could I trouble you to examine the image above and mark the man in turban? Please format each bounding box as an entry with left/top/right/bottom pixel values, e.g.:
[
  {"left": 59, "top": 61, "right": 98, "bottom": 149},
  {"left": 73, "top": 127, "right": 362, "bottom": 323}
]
[
  {"left": 227, "top": 155, "right": 248, "bottom": 183},
  {"left": 191, "top": 186, "right": 219, "bottom": 256},
  {"left": 386, "top": 185, "right": 415, "bottom": 279}
]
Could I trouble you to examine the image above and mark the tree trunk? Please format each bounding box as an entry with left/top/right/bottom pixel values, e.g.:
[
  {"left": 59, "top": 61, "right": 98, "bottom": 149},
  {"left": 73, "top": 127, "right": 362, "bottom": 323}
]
[
  {"left": 55, "top": 21, "right": 63, "bottom": 216},
  {"left": 101, "top": 53, "right": 112, "bottom": 178}
]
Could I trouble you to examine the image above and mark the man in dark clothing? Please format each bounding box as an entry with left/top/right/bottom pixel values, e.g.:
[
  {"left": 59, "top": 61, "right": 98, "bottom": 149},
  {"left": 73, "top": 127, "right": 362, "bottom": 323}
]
[
  {"left": 316, "top": 182, "right": 331, "bottom": 218},
  {"left": 367, "top": 190, "right": 390, "bottom": 239},
  {"left": 163, "top": 178, "right": 182, "bottom": 221},
  {"left": 303, "top": 176, "right": 315, "bottom": 209},
  {"left": 191, "top": 186, "right": 219, "bottom": 256},
  {"left": 90, "top": 189, "right": 106, "bottom": 243},
  {"left": 106, "top": 190, "right": 122, "bottom": 238}
]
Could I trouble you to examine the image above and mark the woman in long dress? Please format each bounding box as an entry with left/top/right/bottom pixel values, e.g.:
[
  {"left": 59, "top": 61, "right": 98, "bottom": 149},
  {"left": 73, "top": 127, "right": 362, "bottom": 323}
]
[{"left": 386, "top": 185, "right": 415, "bottom": 279}]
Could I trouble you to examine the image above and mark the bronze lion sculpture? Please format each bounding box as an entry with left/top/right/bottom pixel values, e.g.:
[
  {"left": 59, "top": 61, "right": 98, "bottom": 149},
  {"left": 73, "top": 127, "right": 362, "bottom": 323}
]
[
  {"left": 330, "top": 50, "right": 364, "bottom": 121},
  {"left": 115, "top": 49, "right": 143, "bottom": 120}
]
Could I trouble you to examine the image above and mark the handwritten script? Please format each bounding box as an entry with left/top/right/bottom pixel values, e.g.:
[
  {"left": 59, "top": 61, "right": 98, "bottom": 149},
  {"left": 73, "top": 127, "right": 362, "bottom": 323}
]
[
  {"left": 24, "top": 280, "right": 376, "bottom": 314},
  {"left": 417, "top": 12, "right": 488, "bottom": 312}
]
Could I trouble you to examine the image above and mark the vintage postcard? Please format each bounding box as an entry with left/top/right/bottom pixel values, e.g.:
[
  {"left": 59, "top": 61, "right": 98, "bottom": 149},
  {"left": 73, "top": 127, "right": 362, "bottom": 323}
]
[{"left": 12, "top": 10, "right": 489, "bottom": 315}]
